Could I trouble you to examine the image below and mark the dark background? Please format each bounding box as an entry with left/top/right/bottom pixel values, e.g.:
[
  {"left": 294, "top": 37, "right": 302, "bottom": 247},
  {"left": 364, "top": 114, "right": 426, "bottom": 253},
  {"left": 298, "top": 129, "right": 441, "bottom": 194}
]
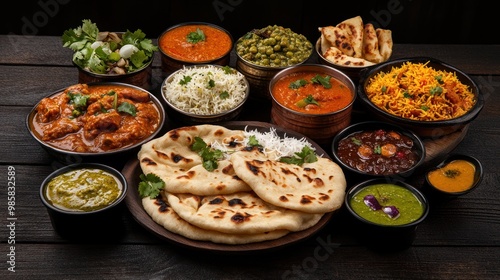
[{"left": 1, "top": 0, "right": 497, "bottom": 44}]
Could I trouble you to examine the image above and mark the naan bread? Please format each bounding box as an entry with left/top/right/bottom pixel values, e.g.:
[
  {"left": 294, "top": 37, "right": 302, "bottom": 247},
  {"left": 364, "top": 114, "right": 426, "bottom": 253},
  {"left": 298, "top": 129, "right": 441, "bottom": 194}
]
[
  {"left": 142, "top": 196, "right": 290, "bottom": 244},
  {"left": 336, "top": 15, "right": 364, "bottom": 58},
  {"left": 138, "top": 125, "right": 251, "bottom": 195},
  {"left": 363, "top": 23, "right": 384, "bottom": 63},
  {"left": 319, "top": 16, "right": 393, "bottom": 65},
  {"left": 166, "top": 191, "right": 323, "bottom": 235},
  {"left": 324, "top": 46, "right": 375, "bottom": 67},
  {"left": 230, "top": 147, "right": 347, "bottom": 214},
  {"left": 376, "top": 28, "right": 393, "bottom": 61}
]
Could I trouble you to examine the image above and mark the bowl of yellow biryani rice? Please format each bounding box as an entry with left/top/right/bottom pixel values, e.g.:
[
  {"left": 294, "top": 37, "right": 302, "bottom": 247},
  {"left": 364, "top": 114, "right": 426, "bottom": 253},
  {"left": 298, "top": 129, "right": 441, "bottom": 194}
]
[{"left": 357, "top": 57, "right": 484, "bottom": 138}]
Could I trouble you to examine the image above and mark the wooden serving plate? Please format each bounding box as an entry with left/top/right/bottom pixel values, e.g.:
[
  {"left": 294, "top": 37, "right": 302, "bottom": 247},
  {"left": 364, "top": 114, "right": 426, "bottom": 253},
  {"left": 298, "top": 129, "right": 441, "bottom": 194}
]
[{"left": 123, "top": 121, "right": 336, "bottom": 253}]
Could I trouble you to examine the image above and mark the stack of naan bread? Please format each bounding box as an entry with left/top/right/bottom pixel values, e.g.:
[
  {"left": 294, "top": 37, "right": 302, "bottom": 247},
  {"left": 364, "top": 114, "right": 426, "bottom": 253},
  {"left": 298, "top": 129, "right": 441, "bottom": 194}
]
[
  {"left": 318, "top": 15, "right": 393, "bottom": 67},
  {"left": 138, "top": 125, "right": 346, "bottom": 244}
]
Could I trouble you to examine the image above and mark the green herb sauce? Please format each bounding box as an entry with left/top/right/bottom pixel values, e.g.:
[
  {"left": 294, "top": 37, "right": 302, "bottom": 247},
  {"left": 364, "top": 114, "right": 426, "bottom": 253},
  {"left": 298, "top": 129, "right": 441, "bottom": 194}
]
[
  {"left": 350, "top": 184, "right": 424, "bottom": 226},
  {"left": 46, "top": 168, "right": 122, "bottom": 212}
]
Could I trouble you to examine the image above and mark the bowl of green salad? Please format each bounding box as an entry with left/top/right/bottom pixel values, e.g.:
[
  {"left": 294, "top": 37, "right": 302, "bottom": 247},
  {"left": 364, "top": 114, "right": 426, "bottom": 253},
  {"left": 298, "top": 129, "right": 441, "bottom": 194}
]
[{"left": 62, "top": 19, "right": 158, "bottom": 90}]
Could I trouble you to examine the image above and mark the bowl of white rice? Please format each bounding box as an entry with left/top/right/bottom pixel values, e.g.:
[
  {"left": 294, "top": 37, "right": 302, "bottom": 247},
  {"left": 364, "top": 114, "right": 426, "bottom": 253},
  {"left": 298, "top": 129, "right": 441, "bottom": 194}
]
[{"left": 161, "top": 64, "right": 250, "bottom": 125}]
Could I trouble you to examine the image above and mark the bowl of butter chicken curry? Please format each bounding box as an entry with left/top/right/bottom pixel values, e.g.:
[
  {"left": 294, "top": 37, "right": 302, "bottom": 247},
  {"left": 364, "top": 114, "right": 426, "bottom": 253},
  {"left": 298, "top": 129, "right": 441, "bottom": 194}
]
[{"left": 26, "top": 82, "right": 165, "bottom": 163}]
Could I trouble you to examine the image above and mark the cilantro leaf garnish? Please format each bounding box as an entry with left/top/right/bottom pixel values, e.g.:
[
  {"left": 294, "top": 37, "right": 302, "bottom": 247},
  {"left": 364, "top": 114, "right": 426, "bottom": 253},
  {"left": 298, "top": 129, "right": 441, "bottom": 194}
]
[
  {"left": 68, "top": 92, "right": 90, "bottom": 109},
  {"left": 191, "top": 137, "right": 224, "bottom": 172},
  {"left": 279, "top": 146, "right": 317, "bottom": 166},
  {"left": 289, "top": 79, "right": 308, "bottom": 89},
  {"left": 247, "top": 135, "right": 262, "bottom": 147},
  {"left": 222, "top": 66, "right": 235, "bottom": 74},
  {"left": 295, "top": 94, "right": 320, "bottom": 108},
  {"left": 117, "top": 102, "right": 137, "bottom": 116},
  {"left": 311, "top": 75, "right": 332, "bottom": 88},
  {"left": 219, "top": 91, "right": 229, "bottom": 99},
  {"left": 373, "top": 145, "right": 382, "bottom": 154},
  {"left": 179, "top": 75, "right": 192, "bottom": 85},
  {"left": 430, "top": 86, "right": 443, "bottom": 96},
  {"left": 138, "top": 173, "right": 165, "bottom": 198},
  {"left": 187, "top": 28, "right": 206, "bottom": 43},
  {"left": 351, "top": 137, "right": 362, "bottom": 146},
  {"left": 207, "top": 79, "right": 215, "bottom": 89}
]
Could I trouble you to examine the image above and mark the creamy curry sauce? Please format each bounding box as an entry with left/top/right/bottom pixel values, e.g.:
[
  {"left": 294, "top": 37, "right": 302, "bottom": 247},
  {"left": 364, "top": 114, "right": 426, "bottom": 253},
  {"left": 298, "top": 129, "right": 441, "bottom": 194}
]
[{"left": 31, "top": 83, "right": 160, "bottom": 153}]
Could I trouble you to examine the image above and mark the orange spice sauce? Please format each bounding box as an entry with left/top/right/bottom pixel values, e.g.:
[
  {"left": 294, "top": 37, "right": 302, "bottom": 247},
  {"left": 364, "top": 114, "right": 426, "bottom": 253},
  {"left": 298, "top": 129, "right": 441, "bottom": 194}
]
[
  {"left": 427, "top": 160, "right": 476, "bottom": 193},
  {"left": 159, "top": 24, "right": 232, "bottom": 62},
  {"left": 272, "top": 71, "right": 353, "bottom": 114}
]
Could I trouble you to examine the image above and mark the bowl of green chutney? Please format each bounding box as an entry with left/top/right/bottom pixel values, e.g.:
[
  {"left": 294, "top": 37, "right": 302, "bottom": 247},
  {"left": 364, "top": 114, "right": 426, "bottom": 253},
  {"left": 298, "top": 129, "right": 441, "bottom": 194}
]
[
  {"left": 345, "top": 178, "right": 429, "bottom": 251},
  {"left": 40, "top": 163, "right": 128, "bottom": 240}
]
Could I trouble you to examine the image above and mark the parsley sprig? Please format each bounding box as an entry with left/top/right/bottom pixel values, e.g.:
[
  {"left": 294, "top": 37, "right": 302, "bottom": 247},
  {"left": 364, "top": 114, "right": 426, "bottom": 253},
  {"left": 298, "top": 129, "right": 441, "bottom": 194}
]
[
  {"left": 191, "top": 137, "right": 224, "bottom": 172},
  {"left": 279, "top": 146, "right": 318, "bottom": 166},
  {"left": 138, "top": 173, "right": 165, "bottom": 198},
  {"left": 295, "top": 94, "right": 320, "bottom": 108},
  {"left": 187, "top": 28, "right": 206, "bottom": 43}
]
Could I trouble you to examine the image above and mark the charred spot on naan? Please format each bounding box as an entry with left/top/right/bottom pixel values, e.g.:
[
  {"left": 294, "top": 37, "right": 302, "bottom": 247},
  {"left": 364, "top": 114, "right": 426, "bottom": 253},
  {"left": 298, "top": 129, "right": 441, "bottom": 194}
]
[
  {"left": 300, "top": 195, "right": 316, "bottom": 205},
  {"left": 231, "top": 212, "right": 251, "bottom": 224},
  {"left": 154, "top": 197, "right": 171, "bottom": 213},
  {"left": 141, "top": 157, "right": 157, "bottom": 166}
]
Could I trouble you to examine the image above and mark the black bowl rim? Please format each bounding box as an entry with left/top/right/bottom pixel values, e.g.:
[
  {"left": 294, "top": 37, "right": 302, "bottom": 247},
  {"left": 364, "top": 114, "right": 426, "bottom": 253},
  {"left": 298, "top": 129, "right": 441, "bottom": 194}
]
[
  {"left": 160, "top": 64, "right": 250, "bottom": 119},
  {"left": 40, "top": 163, "right": 128, "bottom": 215},
  {"left": 234, "top": 27, "right": 313, "bottom": 70},
  {"left": 314, "top": 38, "right": 380, "bottom": 70},
  {"left": 157, "top": 21, "right": 234, "bottom": 63},
  {"left": 72, "top": 31, "right": 155, "bottom": 77},
  {"left": 268, "top": 63, "right": 357, "bottom": 116},
  {"left": 425, "top": 153, "right": 484, "bottom": 195},
  {"left": 331, "top": 121, "right": 426, "bottom": 177},
  {"left": 345, "top": 178, "right": 430, "bottom": 228},
  {"left": 357, "top": 56, "right": 485, "bottom": 127},
  {"left": 26, "top": 82, "right": 166, "bottom": 157}
]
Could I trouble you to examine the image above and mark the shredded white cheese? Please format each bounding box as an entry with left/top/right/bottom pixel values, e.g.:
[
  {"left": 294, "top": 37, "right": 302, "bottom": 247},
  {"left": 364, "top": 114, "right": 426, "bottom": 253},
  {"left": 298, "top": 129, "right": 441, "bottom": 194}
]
[
  {"left": 210, "top": 126, "right": 319, "bottom": 160},
  {"left": 163, "top": 65, "right": 248, "bottom": 115}
]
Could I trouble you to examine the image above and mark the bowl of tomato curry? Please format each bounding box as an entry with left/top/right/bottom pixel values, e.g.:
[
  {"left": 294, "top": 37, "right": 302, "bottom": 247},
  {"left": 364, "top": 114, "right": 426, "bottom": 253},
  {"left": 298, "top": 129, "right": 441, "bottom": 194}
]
[
  {"left": 269, "top": 64, "right": 355, "bottom": 146},
  {"left": 26, "top": 82, "right": 165, "bottom": 163},
  {"left": 157, "top": 22, "right": 233, "bottom": 74}
]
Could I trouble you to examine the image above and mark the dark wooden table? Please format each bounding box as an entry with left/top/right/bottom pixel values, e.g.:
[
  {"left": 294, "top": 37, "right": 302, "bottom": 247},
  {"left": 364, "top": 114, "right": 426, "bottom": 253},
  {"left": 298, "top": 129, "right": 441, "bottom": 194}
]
[{"left": 1, "top": 35, "right": 499, "bottom": 279}]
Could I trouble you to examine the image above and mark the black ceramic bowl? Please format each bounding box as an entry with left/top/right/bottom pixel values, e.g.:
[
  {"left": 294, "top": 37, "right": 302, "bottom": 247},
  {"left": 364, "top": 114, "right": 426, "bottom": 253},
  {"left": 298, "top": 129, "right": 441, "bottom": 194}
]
[
  {"left": 345, "top": 178, "right": 429, "bottom": 251},
  {"left": 425, "top": 154, "right": 483, "bottom": 196},
  {"left": 26, "top": 82, "right": 165, "bottom": 164},
  {"left": 357, "top": 57, "right": 484, "bottom": 138},
  {"left": 161, "top": 64, "right": 249, "bottom": 125},
  {"left": 331, "top": 121, "right": 426, "bottom": 180},
  {"left": 40, "top": 163, "right": 128, "bottom": 239}
]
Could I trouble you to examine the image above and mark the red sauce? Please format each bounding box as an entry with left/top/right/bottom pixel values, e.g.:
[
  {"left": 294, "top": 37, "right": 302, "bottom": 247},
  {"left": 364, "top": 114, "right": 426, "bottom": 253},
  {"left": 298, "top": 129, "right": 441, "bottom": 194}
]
[
  {"left": 271, "top": 71, "right": 353, "bottom": 114},
  {"left": 31, "top": 84, "right": 160, "bottom": 153},
  {"left": 159, "top": 24, "right": 232, "bottom": 62}
]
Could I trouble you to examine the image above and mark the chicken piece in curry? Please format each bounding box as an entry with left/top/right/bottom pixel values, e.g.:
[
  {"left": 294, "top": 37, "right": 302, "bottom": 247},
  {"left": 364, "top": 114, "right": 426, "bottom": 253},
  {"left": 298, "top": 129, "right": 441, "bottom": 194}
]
[{"left": 33, "top": 84, "right": 160, "bottom": 153}]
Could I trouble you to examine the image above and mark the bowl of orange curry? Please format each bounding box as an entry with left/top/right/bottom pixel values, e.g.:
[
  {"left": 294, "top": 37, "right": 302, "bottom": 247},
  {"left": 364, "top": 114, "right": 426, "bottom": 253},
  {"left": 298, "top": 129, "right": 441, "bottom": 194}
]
[
  {"left": 26, "top": 82, "right": 165, "bottom": 164},
  {"left": 357, "top": 57, "right": 484, "bottom": 138},
  {"left": 269, "top": 64, "right": 356, "bottom": 146},
  {"left": 425, "top": 154, "right": 483, "bottom": 196},
  {"left": 157, "top": 22, "right": 233, "bottom": 74}
]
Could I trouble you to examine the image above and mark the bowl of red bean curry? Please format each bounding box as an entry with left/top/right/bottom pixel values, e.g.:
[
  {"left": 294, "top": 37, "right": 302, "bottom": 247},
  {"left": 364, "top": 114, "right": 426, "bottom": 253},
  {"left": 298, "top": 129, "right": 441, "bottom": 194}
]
[{"left": 331, "top": 121, "right": 425, "bottom": 179}]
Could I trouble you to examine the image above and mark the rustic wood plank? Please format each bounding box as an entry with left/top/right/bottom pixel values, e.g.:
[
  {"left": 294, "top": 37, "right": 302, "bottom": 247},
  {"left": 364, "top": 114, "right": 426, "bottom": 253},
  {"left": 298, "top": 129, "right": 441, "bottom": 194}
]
[{"left": 6, "top": 244, "right": 500, "bottom": 279}]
